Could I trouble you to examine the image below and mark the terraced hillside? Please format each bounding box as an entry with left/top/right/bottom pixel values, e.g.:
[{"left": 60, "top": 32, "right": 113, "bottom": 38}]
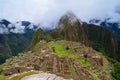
[{"left": 0, "top": 40, "right": 114, "bottom": 80}]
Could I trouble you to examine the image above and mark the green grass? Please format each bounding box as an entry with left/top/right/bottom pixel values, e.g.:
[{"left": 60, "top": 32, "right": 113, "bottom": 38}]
[
  {"left": 76, "top": 58, "right": 91, "bottom": 67},
  {"left": 48, "top": 41, "right": 90, "bottom": 67},
  {"left": 89, "top": 71, "right": 101, "bottom": 80},
  {"left": 69, "top": 66, "right": 76, "bottom": 77},
  {"left": 52, "top": 44, "right": 78, "bottom": 58},
  {"left": 48, "top": 42, "right": 78, "bottom": 58},
  {"left": 0, "top": 75, "right": 8, "bottom": 80},
  {"left": 0, "top": 65, "right": 4, "bottom": 72},
  {"left": 67, "top": 58, "right": 77, "bottom": 78}
]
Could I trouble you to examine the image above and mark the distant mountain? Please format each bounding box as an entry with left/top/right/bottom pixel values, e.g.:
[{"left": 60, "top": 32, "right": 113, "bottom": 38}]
[
  {"left": 0, "top": 19, "right": 39, "bottom": 64},
  {"left": 0, "top": 18, "right": 57, "bottom": 64},
  {"left": 83, "top": 23, "right": 118, "bottom": 58},
  {"left": 89, "top": 18, "right": 120, "bottom": 40},
  {"left": 0, "top": 19, "right": 38, "bottom": 34},
  {"left": 89, "top": 18, "right": 120, "bottom": 61}
]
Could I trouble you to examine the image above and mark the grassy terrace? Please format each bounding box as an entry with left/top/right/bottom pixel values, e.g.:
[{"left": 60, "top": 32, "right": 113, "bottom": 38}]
[
  {"left": 0, "top": 75, "right": 8, "bottom": 80},
  {"left": 48, "top": 41, "right": 90, "bottom": 67},
  {"left": 88, "top": 71, "right": 101, "bottom": 80}
]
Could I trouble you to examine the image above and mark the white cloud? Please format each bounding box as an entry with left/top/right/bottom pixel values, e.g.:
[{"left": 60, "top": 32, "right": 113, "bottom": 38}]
[
  {"left": 12, "top": 22, "right": 25, "bottom": 33},
  {"left": 0, "top": 24, "right": 9, "bottom": 33},
  {"left": 0, "top": 0, "right": 120, "bottom": 26}
]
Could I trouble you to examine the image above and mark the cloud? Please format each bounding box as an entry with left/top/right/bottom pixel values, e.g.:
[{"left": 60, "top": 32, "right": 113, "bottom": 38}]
[{"left": 0, "top": 0, "right": 120, "bottom": 26}]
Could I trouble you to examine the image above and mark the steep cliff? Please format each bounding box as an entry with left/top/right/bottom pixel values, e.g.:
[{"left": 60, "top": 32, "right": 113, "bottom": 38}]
[{"left": 83, "top": 23, "right": 118, "bottom": 59}]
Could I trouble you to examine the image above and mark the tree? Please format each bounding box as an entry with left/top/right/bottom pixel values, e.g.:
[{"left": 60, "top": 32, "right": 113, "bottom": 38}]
[
  {"left": 66, "top": 46, "right": 69, "bottom": 50},
  {"left": 52, "top": 47, "right": 55, "bottom": 52},
  {"left": 84, "top": 54, "right": 88, "bottom": 62}
]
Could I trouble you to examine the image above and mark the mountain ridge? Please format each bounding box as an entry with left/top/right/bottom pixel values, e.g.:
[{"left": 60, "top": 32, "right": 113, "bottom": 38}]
[
  {"left": 89, "top": 18, "right": 120, "bottom": 39},
  {"left": 0, "top": 19, "right": 40, "bottom": 64},
  {"left": 0, "top": 19, "right": 38, "bottom": 34}
]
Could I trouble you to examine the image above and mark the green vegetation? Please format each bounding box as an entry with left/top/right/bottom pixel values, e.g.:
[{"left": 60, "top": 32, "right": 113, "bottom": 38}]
[
  {"left": 69, "top": 65, "right": 76, "bottom": 77},
  {"left": 86, "top": 24, "right": 118, "bottom": 60},
  {"left": 31, "top": 41, "right": 46, "bottom": 52},
  {"left": 107, "top": 57, "right": 120, "bottom": 80},
  {"left": 89, "top": 71, "right": 101, "bottom": 80},
  {"left": 117, "top": 40, "right": 120, "bottom": 61},
  {"left": 49, "top": 30, "right": 63, "bottom": 40},
  {"left": 0, "top": 54, "right": 9, "bottom": 64},
  {"left": 48, "top": 41, "right": 90, "bottom": 67},
  {"left": 67, "top": 57, "right": 77, "bottom": 77},
  {"left": 89, "top": 40, "right": 106, "bottom": 55},
  {"left": 111, "top": 62, "right": 120, "bottom": 80},
  {"left": 29, "top": 29, "right": 48, "bottom": 50},
  {"left": 0, "top": 75, "right": 8, "bottom": 80},
  {"left": 111, "top": 71, "right": 120, "bottom": 80},
  {"left": 76, "top": 58, "right": 90, "bottom": 67},
  {"left": 50, "top": 43, "right": 77, "bottom": 58},
  {"left": 0, "top": 32, "right": 34, "bottom": 64}
]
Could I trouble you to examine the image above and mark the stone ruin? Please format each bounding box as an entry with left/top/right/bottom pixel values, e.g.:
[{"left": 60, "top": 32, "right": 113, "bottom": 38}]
[{"left": 3, "top": 67, "right": 30, "bottom": 76}]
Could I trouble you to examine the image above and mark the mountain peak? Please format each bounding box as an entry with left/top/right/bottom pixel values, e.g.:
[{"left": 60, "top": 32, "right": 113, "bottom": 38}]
[
  {"left": 51, "top": 12, "right": 89, "bottom": 46},
  {"left": 0, "top": 19, "right": 11, "bottom": 27},
  {"left": 60, "top": 12, "right": 82, "bottom": 25}
]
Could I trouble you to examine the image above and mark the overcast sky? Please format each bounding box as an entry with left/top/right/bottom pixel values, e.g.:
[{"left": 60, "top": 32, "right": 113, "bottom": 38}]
[{"left": 0, "top": 0, "right": 120, "bottom": 25}]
